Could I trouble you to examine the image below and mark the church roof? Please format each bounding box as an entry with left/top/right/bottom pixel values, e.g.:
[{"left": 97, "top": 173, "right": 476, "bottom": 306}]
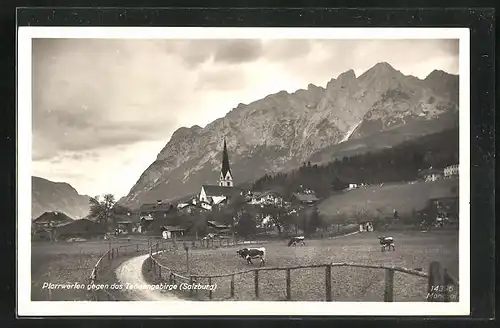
[
  {"left": 221, "top": 139, "right": 232, "bottom": 177},
  {"left": 202, "top": 185, "right": 240, "bottom": 197}
]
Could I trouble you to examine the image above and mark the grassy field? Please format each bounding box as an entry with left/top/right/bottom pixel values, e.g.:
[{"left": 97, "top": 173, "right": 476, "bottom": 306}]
[
  {"left": 30, "top": 236, "right": 151, "bottom": 301},
  {"left": 152, "top": 230, "right": 458, "bottom": 302},
  {"left": 318, "top": 178, "right": 458, "bottom": 217}
]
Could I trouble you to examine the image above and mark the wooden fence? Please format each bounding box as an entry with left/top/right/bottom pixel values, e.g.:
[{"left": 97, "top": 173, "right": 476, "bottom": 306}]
[
  {"left": 87, "top": 240, "right": 160, "bottom": 300},
  {"left": 149, "top": 250, "right": 459, "bottom": 302},
  {"left": 86, "top": 237, "right": 247, "bottom": 300}
]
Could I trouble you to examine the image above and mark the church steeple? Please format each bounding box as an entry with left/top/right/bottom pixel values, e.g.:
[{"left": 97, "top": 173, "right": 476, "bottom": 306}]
[{"left": 219, "top": 138, "right": 233, "bottom": 187}]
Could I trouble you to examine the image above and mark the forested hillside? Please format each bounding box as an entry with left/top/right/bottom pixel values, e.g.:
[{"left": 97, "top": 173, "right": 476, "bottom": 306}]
[{"left": 251, "top": 128, "right": 459, "bottom": 199}]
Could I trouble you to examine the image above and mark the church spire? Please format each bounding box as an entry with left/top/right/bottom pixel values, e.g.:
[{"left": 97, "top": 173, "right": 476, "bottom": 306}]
[{"left": 219, "top": 138, "right": 233, "bottom": 187}]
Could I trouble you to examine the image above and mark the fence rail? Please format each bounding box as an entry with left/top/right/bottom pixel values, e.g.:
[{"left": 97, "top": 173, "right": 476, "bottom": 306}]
[
  {"left": 149, "top": 248, "right": 459, "bottom": 302},
  {"left": 87, "top": 237, "right": 459, "bottom": 302},
  {"left": 87, "top": 240, "right": 160, "bottom": 300}
]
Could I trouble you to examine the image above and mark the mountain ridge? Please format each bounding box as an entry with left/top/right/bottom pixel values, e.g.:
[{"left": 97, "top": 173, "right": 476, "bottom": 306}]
[
  {"left": 118, "top": 62, "right": 459, "bottom": 208},
  {"left": 32, "top": 176, "right": 91, "bottom": 220}
]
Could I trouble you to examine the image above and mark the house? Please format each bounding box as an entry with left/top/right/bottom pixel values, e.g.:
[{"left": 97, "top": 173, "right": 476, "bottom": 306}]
[
  {"left": 139, "top": 200, "right": 173, "bottom": 219},
  {"left": 54, "top": 218, "right": 106, "bottom": 240},
  {"left": 137, "top": 200, "right": 174, "bottom": 231},
  {"left": 206, "top": 220, "right": 232, "bottom": 235},
  {"left": 444, "top": 164, "right": 459, "bottom": 178},
  {"left": 139, "top": 214, "right": 155, "bottom": 232},
  {"left": 161, "top": 225, "right": 186, "bottom": 240},
  {"left": 421, "top": 169, "right": 444, "bottom": 182},
  {"left": 359, "top": 221, "right": 374, "bottom": 232},
  {"left": 33, "top": 211, "right": 74, "bottom": 229},
  {"left": 292, "top": 192, "right": 320, "bottom": 205},
  {"left": 247, "top": 190, "right": 284, "bottom": 206},
  {"left": 348, "top": 183, "right": 358, "bottom": 190}
]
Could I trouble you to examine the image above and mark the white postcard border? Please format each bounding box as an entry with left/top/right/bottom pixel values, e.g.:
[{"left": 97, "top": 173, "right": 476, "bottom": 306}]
[{"left": 17, "top": 27, "right": 470, "bottom": 316}]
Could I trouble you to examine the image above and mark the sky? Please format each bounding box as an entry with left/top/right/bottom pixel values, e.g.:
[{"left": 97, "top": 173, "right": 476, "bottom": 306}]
[{"left": 31, "top": 38, "right": 459, "bottom": 198}]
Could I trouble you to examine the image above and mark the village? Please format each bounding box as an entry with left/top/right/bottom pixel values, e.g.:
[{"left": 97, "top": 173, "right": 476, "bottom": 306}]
[{"left": 32, "top": 139, "right": 460, "bottom": 244}]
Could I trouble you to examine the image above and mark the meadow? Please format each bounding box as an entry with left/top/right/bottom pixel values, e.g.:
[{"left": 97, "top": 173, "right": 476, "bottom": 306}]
[
  {"left": 317, "top": 178, "right": 458, "bottom": 217},
  {"left": 30, "top": 236, "right": 151, "bottom": 301},
  {"left": 151, "top": 230, "right": 459, "bottom": 302}
]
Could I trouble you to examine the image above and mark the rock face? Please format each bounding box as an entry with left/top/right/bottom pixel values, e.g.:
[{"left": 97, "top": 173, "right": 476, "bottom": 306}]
[
  {"left": 119, "top": 62, "right": 459, "bottom": 209},
  {"left": 32, "top": 176, "right": 91, "bottom": 220}
]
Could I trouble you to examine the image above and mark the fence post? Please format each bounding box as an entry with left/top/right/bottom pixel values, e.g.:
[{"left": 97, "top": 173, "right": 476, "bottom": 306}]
[
  {"left": 286, "top": 269, "right": 291, "bottom": 301},
  {"left": 428, "top": 261, "right": 446, "bottom": 302},
  {"left": 136, "top": 243, "right": 139, "bottom": 252},
  {"left": 169, "top": 273, "right": 173, "bottom": 285},
  {"left": 384, "top": 268, "right": 394, "bottom": 302},
  {"left": 156, "top": 241, "right": 159, "bottom": 254},
  {"left": 189, "top": 276, "right": 194, "bottom": 298},
  {"left": 208, "top": 277, "right": 213, "bottom": 300},
  {"left": 254, "top": 270, "right": 259, "bottom": 299},
  {"left": 325, "top": 265, "right": 332, "bottom": 301},
  {"left": 158, "top": 265, "right": 162, "bottom": 279},
  {"left": 230, "top": 275, "right": 235, "bottom": 298}
]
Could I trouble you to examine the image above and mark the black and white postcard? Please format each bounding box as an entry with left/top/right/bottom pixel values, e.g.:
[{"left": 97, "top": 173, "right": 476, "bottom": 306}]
[{"left": 17, "top": 26, "right": 470, "bottom": 316}]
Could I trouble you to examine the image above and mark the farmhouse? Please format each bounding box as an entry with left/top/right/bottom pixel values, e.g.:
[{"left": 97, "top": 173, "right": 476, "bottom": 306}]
[
  {"left": 54, "top": 218, "right": 106, "bottom": 240},
  {"left": 161, "top": 225, "right": 186, "bottom": 239},
  {"left": 444, "top": 164, "right": 459, "bottom": 178},
  {"left": 139, "top": 200, "right": 173, "bottom": 219},
  {"left": 207, "top": 220, "right": 232, "bottom": 235},
  {"left": 137, "top": 200, "right": 174, "bottom": 231},
  {"left": 33, "top": 211, "right": 74, "bottom": 229},
  {"left": 292, "top": 192, "right": 320, "bottom": 205}
]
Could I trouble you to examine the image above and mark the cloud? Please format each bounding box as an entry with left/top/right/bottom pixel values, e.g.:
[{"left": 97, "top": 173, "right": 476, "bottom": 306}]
[
  {"left": 195, "top": 66, "right": 247, "bottom": 91},
  {"left": 213, "top": 39, "right": 263, "bottom": 64},
  {"left": 31, "top": 37, "right": 459, "bottom": 196}
]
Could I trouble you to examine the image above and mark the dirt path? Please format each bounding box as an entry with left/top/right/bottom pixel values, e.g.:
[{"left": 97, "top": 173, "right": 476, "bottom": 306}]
[{"left": 115, "top": 251, "right": 182, "bottom": 301}]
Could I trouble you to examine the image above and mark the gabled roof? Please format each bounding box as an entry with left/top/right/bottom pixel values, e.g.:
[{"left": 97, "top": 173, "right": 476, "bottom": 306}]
[
  {"left": 293, "top": 192, "right": 319, "bottom": 202},
  {"left": 33, "top": 211, "right": 74, "bottom": 224},
  {"left": 255, "top": 190, "right": 283, "bottom": 199},
  {"left": 201, "top": 185, "right": 240, "bottom": 197},
  {"left": 139, "top": 202, "right": 173, "bottom": 212},
  {"left": 161, "top": 225, "right": 186, "bottom": 232},
  {"left": 207, "top": 220, "right": 231, "bottom": 229}
]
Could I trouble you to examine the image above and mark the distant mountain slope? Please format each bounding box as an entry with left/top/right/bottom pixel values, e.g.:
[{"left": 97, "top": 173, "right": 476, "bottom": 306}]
[
  {"left": 119, "top": 62, "right": 459, "bottom": 209},
  {"left": 31, "top": 176, "right": 91, "bottom": 220}
]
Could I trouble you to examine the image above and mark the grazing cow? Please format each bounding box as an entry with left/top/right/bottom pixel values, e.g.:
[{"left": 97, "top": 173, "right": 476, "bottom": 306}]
[
  {"left": 378, "top": 236, "right": 395, "bottom": 251},
  {"left": 236, "top": 247, "right": 266, "bottom": 266},
  {"left": 288, "top": 236, "right": 306, "bottom": 247}
]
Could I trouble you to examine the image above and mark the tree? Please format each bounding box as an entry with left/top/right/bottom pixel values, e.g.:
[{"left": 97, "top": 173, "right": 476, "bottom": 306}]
[
  {"left": 235, "top": 212, "right": 257, "bottom": 237},
  {"left": 261, "top": 204, "right": 290, "bottom": 236},
  {"left": 308, "top": 206, "right": 323, "bottom": 235},
  {"left": 88, "top": 193, "right": 116, "bottom": 232}
]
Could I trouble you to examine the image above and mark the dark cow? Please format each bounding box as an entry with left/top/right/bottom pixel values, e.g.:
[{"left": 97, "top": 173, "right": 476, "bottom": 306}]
[
  {"left": 288, "top": 236, "right": 306, "bottom": 247},
  {"left": 236, "top": 247, "right": 266, "bottom": 266},
  {"left": 378, "top": 236, "right": 395, "bottom": 251}
]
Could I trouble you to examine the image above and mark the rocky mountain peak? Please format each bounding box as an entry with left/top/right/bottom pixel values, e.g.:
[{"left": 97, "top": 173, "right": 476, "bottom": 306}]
[
  {"left": 337, "top": 69, "right": 356, "bottom": 81},
  {"left": 119, "top": 62, "right": 459, "bottom": 208}
]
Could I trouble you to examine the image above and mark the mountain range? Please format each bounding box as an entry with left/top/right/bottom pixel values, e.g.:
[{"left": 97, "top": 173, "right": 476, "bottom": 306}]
[
  {"left": 31, "top": 176, "right": 91, "bottom": 220},
  {"left": 110, "top": 62, "right": 459, "bottom": 208}
]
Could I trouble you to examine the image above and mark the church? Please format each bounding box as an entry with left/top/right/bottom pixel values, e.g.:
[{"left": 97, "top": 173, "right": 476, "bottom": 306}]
[{"left": 198, "top": 139, "right": 240, "bottom": 207}]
